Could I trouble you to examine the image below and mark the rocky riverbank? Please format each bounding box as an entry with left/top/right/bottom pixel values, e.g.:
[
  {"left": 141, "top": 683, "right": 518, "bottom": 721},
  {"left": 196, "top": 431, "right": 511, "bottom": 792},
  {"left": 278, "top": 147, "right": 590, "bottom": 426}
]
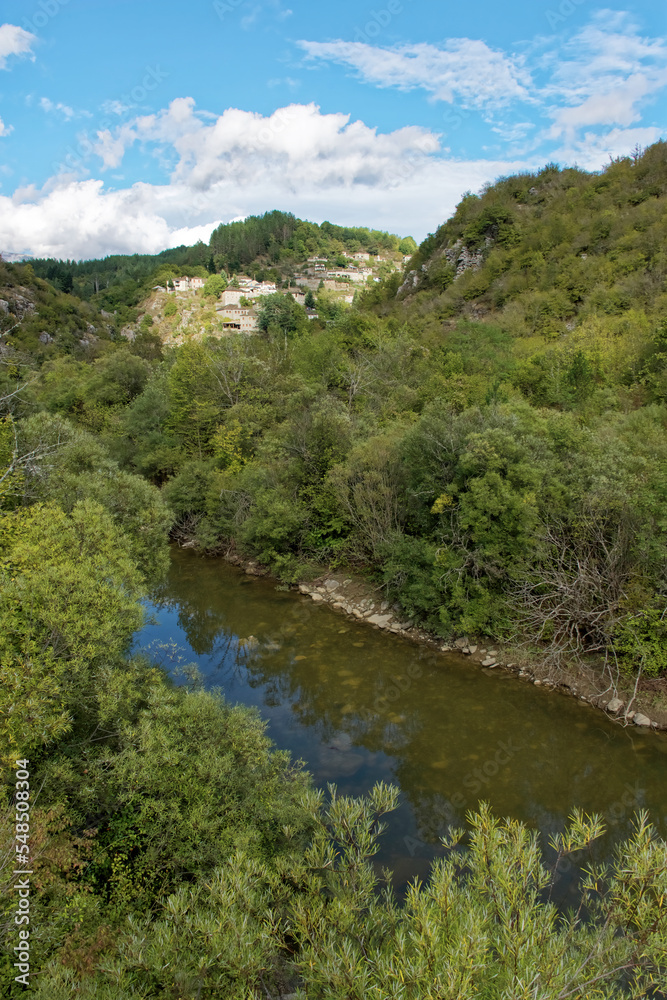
[{"left": 216, "top": 549, "right": 667, "bottom": 734}]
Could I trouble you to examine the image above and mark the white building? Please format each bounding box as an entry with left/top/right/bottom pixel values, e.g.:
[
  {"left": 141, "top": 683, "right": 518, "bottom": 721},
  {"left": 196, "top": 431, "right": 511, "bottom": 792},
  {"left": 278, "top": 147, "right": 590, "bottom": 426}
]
[
  {"left": 171, "top": 276, "right": 205, "bottom": 292},
  {"left": 351, "top": 252, "right": 370, "bottom": 261}
]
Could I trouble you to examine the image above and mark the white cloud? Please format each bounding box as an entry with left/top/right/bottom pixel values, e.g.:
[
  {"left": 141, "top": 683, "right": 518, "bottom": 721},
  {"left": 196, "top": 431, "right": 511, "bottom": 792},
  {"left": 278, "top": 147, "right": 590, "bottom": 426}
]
[
  {"left": 40, "top": 97, "right": 92, "bottom": 121},
  {"left": 0, "top": 23, "right": 36, "bottom": 70},
  {"left": 552, "top": 126, "right": 663, "bottom": 170},
  {"left": 0, "top": 101, "right": 532, "bottom": 258},
  {"left": 297, "top": 39, "right": 532, "bottom": 108},
  {"left": 0, "top": 116, "right": 13, "bottom": 137},
  {"left": 541, "top": 12, "right": 667, "bottom": 139}
]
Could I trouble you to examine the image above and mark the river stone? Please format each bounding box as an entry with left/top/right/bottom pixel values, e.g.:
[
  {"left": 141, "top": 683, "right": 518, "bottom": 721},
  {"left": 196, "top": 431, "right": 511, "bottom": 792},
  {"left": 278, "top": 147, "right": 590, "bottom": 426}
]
[
  {"left": 481, "top": 657, "right": 497, "bottom": 667},
  {"left": 633, "top": 713, "right": 652, "bottom": 727},
  {"left": 368, "top": 613, "right": 393, "bottom": 628},
  {"left": 468, "top": 645, "right": 478, "bottom": 654},
  {"left": 606, "top": 697, "right": 624, "bottom": 714},
  {"left": 454, "top": 638, "right": 469, "bottom": 649},
  {"left": 310, "top": 593, "right": 324, "bottom": 603},
  {"left": 298, "top": 583, "right": 311, "bottom": 594},
  {"left": 324, "top": 578, "right": 340, "bottom": 591}
]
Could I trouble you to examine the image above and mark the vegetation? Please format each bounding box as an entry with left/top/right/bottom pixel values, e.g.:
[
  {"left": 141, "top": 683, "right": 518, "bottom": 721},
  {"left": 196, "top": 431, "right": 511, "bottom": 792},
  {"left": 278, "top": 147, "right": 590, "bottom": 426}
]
[
  {"left": 1, "top": 143, "right": 667, "bottom": 995},
  {"left": 29, "top": 210, "right": 413, "bottom": 313}
]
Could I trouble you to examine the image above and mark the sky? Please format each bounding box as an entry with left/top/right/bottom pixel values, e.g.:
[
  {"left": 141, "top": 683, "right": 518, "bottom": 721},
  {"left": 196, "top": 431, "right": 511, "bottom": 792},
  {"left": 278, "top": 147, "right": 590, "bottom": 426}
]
[{"left": 0, "top": 0, "right": 665, "bottom": 260}]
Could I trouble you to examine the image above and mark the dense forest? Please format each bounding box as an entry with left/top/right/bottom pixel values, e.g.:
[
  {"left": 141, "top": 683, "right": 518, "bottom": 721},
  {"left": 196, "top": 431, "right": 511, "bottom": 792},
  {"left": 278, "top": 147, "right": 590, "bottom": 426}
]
[{"left": 2, "top": 144, "right": 667, "bottom": 996}]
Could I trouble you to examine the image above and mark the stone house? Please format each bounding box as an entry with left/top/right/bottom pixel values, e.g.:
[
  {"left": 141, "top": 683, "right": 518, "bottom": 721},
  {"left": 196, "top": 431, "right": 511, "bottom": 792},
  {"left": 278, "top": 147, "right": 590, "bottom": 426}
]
[{"left": 215, "top": 304, "right": 259, "bottom": 333}]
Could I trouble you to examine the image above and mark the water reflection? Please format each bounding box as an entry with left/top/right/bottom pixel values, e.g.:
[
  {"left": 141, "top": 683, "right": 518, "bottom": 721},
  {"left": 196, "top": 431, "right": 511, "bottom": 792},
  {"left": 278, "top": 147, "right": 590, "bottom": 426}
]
[{"left": 137, "top": 549, "right": 667, "bottom": 890}]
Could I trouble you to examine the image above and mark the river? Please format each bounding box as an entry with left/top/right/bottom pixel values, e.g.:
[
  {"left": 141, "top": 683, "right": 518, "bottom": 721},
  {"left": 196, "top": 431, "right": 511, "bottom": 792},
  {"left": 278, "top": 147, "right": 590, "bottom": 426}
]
[{"left": 135, "top": 547, "right": 667, "bottom": 897}]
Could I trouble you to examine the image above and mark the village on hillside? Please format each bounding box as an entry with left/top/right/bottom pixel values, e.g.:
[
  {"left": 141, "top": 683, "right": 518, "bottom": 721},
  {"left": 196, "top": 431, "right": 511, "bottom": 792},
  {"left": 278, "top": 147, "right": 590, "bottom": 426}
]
[{"left": 155, "top": 251, "right": 406, "bottom": 336}]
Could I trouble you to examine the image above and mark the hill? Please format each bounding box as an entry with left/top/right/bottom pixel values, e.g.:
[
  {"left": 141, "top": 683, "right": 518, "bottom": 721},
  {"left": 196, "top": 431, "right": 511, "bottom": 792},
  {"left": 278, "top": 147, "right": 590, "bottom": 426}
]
[
  {"left": 2, "top": 144, "right": 667, "bottom": 684},
  {"left": 28, "top": 210, "right": 417, "bottom": 312}
]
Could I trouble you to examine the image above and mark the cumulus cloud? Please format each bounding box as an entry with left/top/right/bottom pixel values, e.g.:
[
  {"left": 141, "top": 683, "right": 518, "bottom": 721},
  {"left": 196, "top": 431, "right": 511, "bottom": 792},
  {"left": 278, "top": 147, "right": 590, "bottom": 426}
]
[
  {"left": 0, "top": 23, "right": 36, "bottom": 70},
  {"left": 0, "top": 116, "right": 13, "bottom": 137},
  {"left": 298, "top": 39, "right": 532, "bottom": 108},
  {"left": 0, "top": 101, "right": 530, "bottom": 257}
]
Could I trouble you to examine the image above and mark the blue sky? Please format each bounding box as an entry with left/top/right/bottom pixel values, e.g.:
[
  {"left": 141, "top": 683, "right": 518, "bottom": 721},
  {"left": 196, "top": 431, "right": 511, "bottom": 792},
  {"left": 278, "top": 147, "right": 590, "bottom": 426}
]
[{"left": 0, "top": 0, "right": 665, "bottom": 258}]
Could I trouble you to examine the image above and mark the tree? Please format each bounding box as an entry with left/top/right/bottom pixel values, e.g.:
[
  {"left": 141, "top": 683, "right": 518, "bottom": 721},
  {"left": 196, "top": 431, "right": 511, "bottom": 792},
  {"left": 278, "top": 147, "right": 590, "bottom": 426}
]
[
  {"left": 0, "top": 500, "right": 144, "bottom": 763},
  {"left": 202, "top": 274, "right": 227, "bottom": 299},
  {"left": 257, "top": 293, "right": 306, "bottom": 342}
]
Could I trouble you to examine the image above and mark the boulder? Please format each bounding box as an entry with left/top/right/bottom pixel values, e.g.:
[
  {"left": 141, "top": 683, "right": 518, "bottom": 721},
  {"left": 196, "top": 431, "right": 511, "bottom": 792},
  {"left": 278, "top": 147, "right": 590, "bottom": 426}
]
[
  {"left": 606, "top": 698, "right": 624, "bottom": 714},
  {"left": 633, "top": 713, "right": 652, "bottom": 727},
  {"left": 367, "top": 613, "right": 393, "bottom": 628}
]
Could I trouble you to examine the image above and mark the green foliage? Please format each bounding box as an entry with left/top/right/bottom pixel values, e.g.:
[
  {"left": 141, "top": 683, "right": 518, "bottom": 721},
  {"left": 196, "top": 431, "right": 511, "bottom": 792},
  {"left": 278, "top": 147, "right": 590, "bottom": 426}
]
[
  {"left": 15, "top": 412, "right": 172, "bottom": 579},
  {"left": 19, "top": 782, "right": 667, "bottom": 999},
  {"left": 202, "top": 273, "right": 227, "bottom": 299},
  {"left": 257, "top": 292, "right": 307, "bottom": 339},
  {"left": 613, "top": 604, "right": 667, "bottom": 677},
  {"left": 0, "top": 500, "right": 144, "bottom": 762}
]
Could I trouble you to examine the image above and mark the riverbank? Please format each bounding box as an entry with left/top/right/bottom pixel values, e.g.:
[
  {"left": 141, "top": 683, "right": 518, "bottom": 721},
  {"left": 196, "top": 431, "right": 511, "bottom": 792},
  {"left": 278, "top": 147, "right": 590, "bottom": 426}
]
[{"left": 191, "top": 543, "right": 667, "bottom": 734}]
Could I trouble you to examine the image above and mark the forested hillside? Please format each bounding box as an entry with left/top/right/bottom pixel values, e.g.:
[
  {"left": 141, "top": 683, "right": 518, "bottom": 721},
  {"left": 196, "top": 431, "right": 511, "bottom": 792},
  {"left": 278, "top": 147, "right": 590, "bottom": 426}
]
[
  {"left": 28, "top": 210, "right": 416, "bottom": 311},
  {"left": 2, "top": 144, "right": 667, "bottom": 997},
  {"left": 4, "top": 145, "right": 667, "bottom": 673}
]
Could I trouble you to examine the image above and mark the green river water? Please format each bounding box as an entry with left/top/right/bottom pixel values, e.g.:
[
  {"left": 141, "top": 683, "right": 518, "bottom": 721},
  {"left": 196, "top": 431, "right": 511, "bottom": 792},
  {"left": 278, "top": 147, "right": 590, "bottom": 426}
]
[{"left": 136, "top": 547, "right": 667, "bottom": 896}]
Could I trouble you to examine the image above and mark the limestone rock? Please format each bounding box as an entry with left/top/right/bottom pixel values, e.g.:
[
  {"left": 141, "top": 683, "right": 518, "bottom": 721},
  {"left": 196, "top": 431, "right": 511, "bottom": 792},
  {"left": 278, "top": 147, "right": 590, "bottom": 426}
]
[
  {"left": 606, "top": 698, "right": 624, "bottom": 714},
  {"left": 367, "top": 613, "right": 393, "bottom": 628}
]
